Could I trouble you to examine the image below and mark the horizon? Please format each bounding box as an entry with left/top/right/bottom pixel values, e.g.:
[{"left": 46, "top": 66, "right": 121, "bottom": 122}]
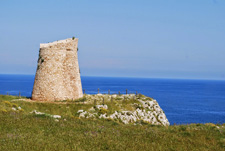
[
  {"left": 1, "top": 73, "right": 225, "bottom": 81},
  {"left": 1, "top": 0, "right": 225, "bottom": 80}
]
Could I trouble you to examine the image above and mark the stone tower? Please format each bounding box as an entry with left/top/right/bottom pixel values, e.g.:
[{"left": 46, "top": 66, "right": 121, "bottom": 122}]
[{"left": 32, "top": 38, "right": 83, "bottom": 101}]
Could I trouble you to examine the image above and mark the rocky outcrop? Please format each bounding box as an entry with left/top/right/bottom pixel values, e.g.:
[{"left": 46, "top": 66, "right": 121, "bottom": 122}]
[{"left": 76, "top": 94, "right": 170, "bottom": 126}]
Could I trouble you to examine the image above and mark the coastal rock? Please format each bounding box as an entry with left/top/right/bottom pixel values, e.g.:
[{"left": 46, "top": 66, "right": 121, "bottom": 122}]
[{"left": 77, "top": 94, "right": 170, "bottom": 126}]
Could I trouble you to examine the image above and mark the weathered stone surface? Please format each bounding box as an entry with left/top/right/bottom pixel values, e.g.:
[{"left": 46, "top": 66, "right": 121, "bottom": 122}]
[
  {"left": 32, "top": 38, "right": 83, "bottom": 101},
  {"left": 76, "top": 94, "right": 170, "bottom": 126}
]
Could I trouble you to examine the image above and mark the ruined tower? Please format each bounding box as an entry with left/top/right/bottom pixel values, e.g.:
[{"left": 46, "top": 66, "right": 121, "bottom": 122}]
[{"left": 32, "top": 38, "right": 83, "bottom": 101}]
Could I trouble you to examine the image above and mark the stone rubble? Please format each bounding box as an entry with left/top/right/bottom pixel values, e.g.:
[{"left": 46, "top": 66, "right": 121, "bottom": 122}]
[{"left": 30, "top": 110, "right": 61, "bottom": 119}]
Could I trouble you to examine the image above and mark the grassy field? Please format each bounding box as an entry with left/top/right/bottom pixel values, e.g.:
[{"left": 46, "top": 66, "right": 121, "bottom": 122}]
[{"left": 0, "top": 95, "right": 225, "bottom": 151}]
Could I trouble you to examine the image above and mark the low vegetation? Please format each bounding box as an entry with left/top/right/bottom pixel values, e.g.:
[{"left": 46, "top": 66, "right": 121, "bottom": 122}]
[{"left": 0, "top": 95, "right": 225, "bottom": 151}]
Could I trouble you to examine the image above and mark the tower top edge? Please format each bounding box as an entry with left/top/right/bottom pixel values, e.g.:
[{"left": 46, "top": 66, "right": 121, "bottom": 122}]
[{"left": 40, "top": 38, "right": 78, "bottom": 48}]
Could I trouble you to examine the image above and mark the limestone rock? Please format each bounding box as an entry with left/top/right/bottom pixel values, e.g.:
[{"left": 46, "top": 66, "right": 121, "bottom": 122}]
[{"left": 76, "top": 94, "right": 170, "bottom": 126}]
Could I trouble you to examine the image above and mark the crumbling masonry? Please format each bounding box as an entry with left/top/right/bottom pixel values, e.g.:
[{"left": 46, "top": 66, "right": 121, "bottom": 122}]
[{"left": 32, "top": 38, "right": 83, "bottom": 101}]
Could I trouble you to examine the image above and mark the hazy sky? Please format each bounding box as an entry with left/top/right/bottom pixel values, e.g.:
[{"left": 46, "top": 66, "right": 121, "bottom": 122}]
[{"left": 0, "top": 0, "right": 225, "bottom": 80}]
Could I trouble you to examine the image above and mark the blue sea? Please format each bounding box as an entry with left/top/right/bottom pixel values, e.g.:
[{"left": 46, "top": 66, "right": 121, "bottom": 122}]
[{"left": 0, "top": 74, "right": 225, "bottom": 125}]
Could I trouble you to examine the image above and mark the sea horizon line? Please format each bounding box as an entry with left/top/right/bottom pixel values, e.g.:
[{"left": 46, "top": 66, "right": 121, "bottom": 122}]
[{"left": 0, "top": 73, "right": 225, "bottom": 81}]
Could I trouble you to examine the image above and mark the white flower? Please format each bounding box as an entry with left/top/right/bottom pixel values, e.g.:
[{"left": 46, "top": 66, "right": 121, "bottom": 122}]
[
  {"left": 12, "top": 107, "right": 16, "bottom": 111},
  {"left": 52, "top": 115, "right": 61, "bottom": 119},
  {"left": 95, "top": 105, "right": 108, "bottom": 110},
  {"left": 77, "top": 110, "right": 84, "bottom": 113}
]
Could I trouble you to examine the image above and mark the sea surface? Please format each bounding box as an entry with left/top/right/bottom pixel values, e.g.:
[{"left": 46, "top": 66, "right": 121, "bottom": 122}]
[{"left": 0, "top": 74, "right": 225, "bottom": 125}]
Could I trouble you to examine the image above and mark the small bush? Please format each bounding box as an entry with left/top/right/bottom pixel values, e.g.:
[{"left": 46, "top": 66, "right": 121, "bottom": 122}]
[
  {"left": 3, "top": 101, "right": 12, "bottom": 107},
  {"left": 205, "top": 123, "right": 216, "bottom": 127},
  {"left": 74, "top": 97, "right": 87, "bottom": 103},
  {"left": 115, "top": 97, "right": 122, "bottom": 101},
  {"left": 126, "top": 112, "right": 132, "bottom": 116},
  {"left": 146, "top": 97, "right": 154, "bottom": 101},
  {"left": 179, "top": 125, "right": 187, "bottom": 131},
  {"left": 1, "top": 109, "right": 7, "bottom": 114},
  {"left": 12, "top": 103, "right": 18, "bottom": 108},
  {"left": 72, "top": 36, "right": 75, "bottom": 40},
  {"left": 98, "top": 108, "right": 108, "bottom": 115},
  {"left": 136, "top": 105, "right": 144, "bottom": 110},
  {"left": 137, "top": 120, "right": 149, "bottom": 125},
  {"left": 19, "top": 109, "right": 24, "bottom": 112}
]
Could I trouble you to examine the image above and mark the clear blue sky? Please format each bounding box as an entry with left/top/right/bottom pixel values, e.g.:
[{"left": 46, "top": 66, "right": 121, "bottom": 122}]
[{"left": 0, "top": 0, "right": 225, "bottom": 80}]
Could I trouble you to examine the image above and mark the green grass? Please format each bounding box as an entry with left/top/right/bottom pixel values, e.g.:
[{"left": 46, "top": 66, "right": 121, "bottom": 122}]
[{"left": 0, "top": 95, "right": 225, "bottom": 151}]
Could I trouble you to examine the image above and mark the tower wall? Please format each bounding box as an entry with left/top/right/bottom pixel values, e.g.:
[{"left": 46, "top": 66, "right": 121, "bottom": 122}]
[{"left": 32, "top": 38, "right": 83, "bottom": 101}]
